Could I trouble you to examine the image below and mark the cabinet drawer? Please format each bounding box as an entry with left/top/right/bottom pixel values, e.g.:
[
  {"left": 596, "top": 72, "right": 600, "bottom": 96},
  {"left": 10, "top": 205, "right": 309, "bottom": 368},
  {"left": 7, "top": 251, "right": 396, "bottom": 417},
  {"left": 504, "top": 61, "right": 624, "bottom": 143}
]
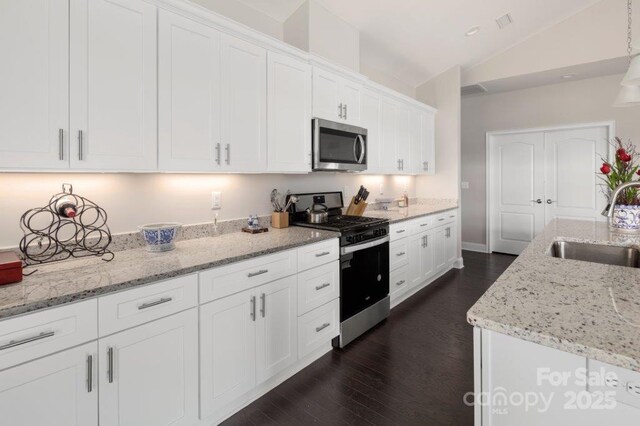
[
  {"left": 390, "top": 239, "right": 409, "bottom": 271},
  {"left": 98, "top": 274, "right": 198, "bottom": 336},
  {"left": 298, "top": 261, "right": 339, "bottom": 316},
  {"left": 434, "top": 209, "right": 457, "bottom": 225},
  {"left": 298, "top": 299, "right": 339, "bottom": 359},
  {"left": 199, "top": 249, "right": 297, "bottom": 303},
  {"left": 297, "top": 239, "right": 339, "bottom": 272},
  {"left": 390, "top": 222, "right": 411, "bottom": 241},
  {"left": 390, "top": 266, "right": 410, "bottom": 300},
  {"left": 410, "top": 215, "right": 433, "bottom": 233},
  {"left": 0, "top": 299, "right": 97, "bottom": 371}
]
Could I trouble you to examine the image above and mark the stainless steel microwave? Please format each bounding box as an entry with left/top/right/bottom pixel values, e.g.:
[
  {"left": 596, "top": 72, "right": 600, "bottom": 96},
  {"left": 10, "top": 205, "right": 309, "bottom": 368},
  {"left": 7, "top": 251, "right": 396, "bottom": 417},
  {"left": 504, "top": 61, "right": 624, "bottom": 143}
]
[{"left": 312, "top": 118, "right": 367, "bottom": 172}]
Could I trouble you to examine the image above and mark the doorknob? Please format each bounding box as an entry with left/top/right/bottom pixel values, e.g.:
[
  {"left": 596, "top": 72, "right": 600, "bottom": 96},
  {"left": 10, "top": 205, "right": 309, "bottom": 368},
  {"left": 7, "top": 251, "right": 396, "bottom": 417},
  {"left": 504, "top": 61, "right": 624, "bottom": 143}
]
[
  {"left": 532, "top": 199, "right": 542, "bottom": 204},
  {"left": 546, "top": 199, "right": 555, "bottom": 204}
]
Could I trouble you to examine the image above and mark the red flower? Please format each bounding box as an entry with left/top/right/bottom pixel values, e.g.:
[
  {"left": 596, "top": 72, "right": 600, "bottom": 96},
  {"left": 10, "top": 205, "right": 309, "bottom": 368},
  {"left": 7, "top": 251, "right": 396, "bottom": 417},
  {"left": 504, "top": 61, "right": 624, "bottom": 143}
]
[
  {"left": 617, "top": 148, "right": 627, "bottom": 159},
  {"left": 622, "top": 153, "right": 632, "bottom": 162},
  {"left": 637, "top": 169, "right": 640, "bottom": 176},
  {"left": 600, "top": 163, "right": 611, "bottom": 174}
]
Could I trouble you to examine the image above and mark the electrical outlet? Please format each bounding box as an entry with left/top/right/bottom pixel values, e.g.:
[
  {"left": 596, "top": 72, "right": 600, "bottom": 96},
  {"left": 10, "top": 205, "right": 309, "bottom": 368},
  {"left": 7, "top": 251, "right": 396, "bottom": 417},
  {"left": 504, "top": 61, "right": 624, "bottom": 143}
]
[
  {"left": 461, "top": 182, "right": 470, "bottom": 189},
  {"left": 211, "top": 191, "right": 221, "bottom": 210}
]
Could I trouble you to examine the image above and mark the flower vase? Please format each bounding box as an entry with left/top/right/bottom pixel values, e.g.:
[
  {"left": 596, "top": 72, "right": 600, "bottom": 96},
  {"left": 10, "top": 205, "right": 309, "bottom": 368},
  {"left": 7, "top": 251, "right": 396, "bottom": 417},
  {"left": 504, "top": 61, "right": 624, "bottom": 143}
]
[{"left": 610, "top": 204, "right": 640, "bottom": 232}]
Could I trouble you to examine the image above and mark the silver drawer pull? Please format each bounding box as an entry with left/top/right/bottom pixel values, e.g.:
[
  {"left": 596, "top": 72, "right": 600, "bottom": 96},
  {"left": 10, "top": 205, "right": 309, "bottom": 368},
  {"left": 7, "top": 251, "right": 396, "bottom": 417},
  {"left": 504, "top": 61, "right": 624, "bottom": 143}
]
[
  {"left": 396, "top": 252, "right": 406, "bottom": 256},
  {"left": 248, "top": 269, "right": 268, "bottom": 278},
  {"left": 420, "top": 223, "right": 429, "bottom": 227},
  {"left": 396, "top": 280, "right": 405, "bottom": 286},
  {"left": 138, "top": 297, "right": 172, "bottom": 310},
  {"left": 0, "top": 331, "right": 55, "bottom": 351},
  {"left": 438, "top": 218, "right": 445, "bottom": 221},
  {"left": 315, "top": 282, "right": 331, "bottom": 291},
  {"left": 315, "top": 251, "right": 331, "bottom": 257},
  {"left": 396, "top": 229, "right": 406, "bottom": 234},
  {"left": 449, "top": 215, "right": 456, "bottom": 218},
  {"left": 315, "top": 322, "right": 330, "bottom": 332}
]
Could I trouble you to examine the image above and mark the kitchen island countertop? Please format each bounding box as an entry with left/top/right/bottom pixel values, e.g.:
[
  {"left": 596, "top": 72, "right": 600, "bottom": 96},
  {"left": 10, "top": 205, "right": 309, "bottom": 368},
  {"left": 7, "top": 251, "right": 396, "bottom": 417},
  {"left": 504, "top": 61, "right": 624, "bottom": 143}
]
[{"left": 468, "top": 219, "right": 640, "bottom": 372}]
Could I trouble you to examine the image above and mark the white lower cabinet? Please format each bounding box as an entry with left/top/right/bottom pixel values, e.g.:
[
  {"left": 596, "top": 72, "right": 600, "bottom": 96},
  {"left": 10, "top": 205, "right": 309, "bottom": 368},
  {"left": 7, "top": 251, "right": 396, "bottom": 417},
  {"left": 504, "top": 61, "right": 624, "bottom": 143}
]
[
  {"left": 99, "top": 309, "right": 199, "bottom": 426},
  {"left": 298, "top": 298, "right": 339, "bottom": 359},
  {"left": 0, "top": 342, "right": 98, "bottom": 426},
  {"left": 433, "top": 226, "right": 447, "bottom": 273}
]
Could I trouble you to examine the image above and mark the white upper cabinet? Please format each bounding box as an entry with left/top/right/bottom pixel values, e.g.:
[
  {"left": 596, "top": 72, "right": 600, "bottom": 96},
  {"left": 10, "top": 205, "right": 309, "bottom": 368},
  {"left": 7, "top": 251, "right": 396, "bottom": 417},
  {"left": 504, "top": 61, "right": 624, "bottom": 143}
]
[
  {"left": 312, "top": 68, "right": 362, "bottom": 126},
  {"left": 267, "top": 52, "right": 312, "bottom": 173},
  {"left": 0, "top": 0, "right": 69, "bottom": 170},
  {"left": 396, "top": 104, "right": 411, "bottom": 173},
  {"left": 158, "top": 10, "right": 221, "bottom": 172},
  {"left": 361, "top": 89, "right": 382, "bottom": 174},
  {"left": 380, "top": 97, "right": 400, "bottom": 173},
  {"left": 220, "top": 34, "right": 267, "bottom": 172},
  {"left": 411, "top": 108, "right": 435, "bottom": 175},
  {"left": 70, "top": 0, "right": 158, "bottom": 171}
]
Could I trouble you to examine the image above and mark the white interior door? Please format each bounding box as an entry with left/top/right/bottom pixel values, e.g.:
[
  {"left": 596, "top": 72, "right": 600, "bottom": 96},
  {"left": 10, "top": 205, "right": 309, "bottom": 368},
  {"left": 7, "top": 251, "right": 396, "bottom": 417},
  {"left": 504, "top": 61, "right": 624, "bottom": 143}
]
[
  {"left": 489, "top": 132, "right": 545, "bottom": 254},
  {"left": 544, "top": 126, "right": 609, "bottom": 224},
  {"left": 0, "top": 0, "right": 69, "bottom": 169}
]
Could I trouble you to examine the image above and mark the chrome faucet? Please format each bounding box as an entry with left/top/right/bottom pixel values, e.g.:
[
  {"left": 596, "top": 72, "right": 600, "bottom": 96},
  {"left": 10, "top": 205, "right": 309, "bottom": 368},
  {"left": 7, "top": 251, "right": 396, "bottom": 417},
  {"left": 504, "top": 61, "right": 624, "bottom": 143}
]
[{"left": 601, "top": 182, "right": 640, "bottom": 217}]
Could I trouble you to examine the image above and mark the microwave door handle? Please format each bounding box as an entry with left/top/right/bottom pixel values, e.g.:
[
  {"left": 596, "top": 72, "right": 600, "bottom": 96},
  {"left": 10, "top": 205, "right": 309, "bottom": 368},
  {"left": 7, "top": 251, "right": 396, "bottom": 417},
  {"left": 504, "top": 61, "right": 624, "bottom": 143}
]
[{"left": 356, "top": 135, "right": 366, "bottom": 164}]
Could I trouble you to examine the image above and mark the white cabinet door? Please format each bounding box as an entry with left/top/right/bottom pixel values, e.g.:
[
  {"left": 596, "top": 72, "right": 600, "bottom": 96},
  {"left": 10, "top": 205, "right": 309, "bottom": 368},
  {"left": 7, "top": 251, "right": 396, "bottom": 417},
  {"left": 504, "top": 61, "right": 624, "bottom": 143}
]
[
  {"left": 420, "top": 110, "right": 435, "bottom": 175},
  {"left": 312, "top": 68, "right": 342, "bottom": 121},
  {"left": 407, "top": 232, "right": 423, "bottom": 288},
  {"left": 200, "top": 288, "right": 256, "bottom": 419},
  {"left": 0, "top": 342, "right": 97, "bottom": 426},
  {"left": 158, "top": 10, "right": 221, "bottom": 172},
  {"left": 361, "top": 89, "right": 382, "bottom": 173},
  {"left": 99, "top": 309, "right": 199, "bottom": 426},
  {"left": 396, "top": 104, "right": 411, "bottom": 173},
  {"left": 420, "top": 230, "right": 436, "bottom": 282},
  {"left": 267, "top": 52, "right": 312, "bottom": 173},
  {"left": 433, "top": 226, "right": 447, "bottom": 274},
  {"left": 221, "top": 34, "right": 267, "bottom": 172},
  {"left": 70, "top": 0, "right": 157, "bottom": 171},
  {"left": 381, "top": 98, "right": 400, "bottom": 173},
  {"left": 256, "top": 276, "right": 298, "bottom": 384},
  {"left": 340, "top": 79, "right": 361, "bottom": 125},
  {"left": 444, "top": 222, "right": 458, "bottom": 265},
  {"left": 0, "top": 0, "right": 69, "bottom": 169}
]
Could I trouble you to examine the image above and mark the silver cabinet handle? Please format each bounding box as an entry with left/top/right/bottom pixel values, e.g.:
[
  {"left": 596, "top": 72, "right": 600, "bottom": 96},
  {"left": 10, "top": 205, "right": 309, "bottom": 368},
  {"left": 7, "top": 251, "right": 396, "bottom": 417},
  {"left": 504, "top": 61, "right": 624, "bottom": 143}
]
[
  {"left": 396, "top": 229, "right": 405, "bottom": 234},
  {"left": 396, "top": 280, "right": 405, "bottom": 286},
  {"left": 446, "top": 227, "right": 451, "bottom": 238},
  {"left": 260, "top": 293, "right": 265, "bottom": 318},
  {"left": 344, "top": 104, "right": 347, "bottom": 120},
  {"left": 400, "top": 159, "right": 403, "bottom": 170},
  {"left": 138, "top": 297, "right": 172, "bottom": 310},
  {"left": 315, "top": 322, "right": 330, "bottom": 332},
  {"left": 424, "top": 235, "right": 428, "bottom": 247},
  {"left": 0, "top": 331, "right": 55, "bottom": 351},
  {"left": 315, "top": 251, "right": 330, "bottom": 257},
  {"left": 78, "top": 130, "right": 83, "bottom": 160},
  {"left": 250, "top": 296, "right": 256, "bottom": 321},
  {"left": 420, "top": 223, "right": 429, "bottom": 227},
  {"left": 397, "top": 159, "right": 401, "bottom": 170},
  {"left": 315, "top": 282, "right": 330, "bottom": 291},
  {"left": 338, "top": 103, "right": 343, "bottom": 119},
  {"left": 532, "top": 199, "right": 542, "bottom": 204},
  {"left": 215, "top": 143, "right": 221, "bottom": 165},
  {"left": 546, "top": 199, "right": 555, "bottom": 204},
  {"left": 248, "top": 269, "right": 268, "bottom": 278},
  {"left": 426, "top": 161, "right": 429, "bottom": 171},
  {"left": 438, "top": 218, "right": 445, "bottom": 222},
  {"left": 87, "top": 355, "right": 93, "bottom": 393},
  {"left": 396, "top": 251, "right": 406, "bottom": 256},
  {"left": 421, "top": 235, "right": 425, "bottom": 248},
  {"left": 107, "top": 347, "right": 114, "bottom": 383},
  {"left": 58, "top": 129, "right": 64, "bottom": 160},
  {"left": 225, "top": 144, "right": 230, "bottom": 165}
]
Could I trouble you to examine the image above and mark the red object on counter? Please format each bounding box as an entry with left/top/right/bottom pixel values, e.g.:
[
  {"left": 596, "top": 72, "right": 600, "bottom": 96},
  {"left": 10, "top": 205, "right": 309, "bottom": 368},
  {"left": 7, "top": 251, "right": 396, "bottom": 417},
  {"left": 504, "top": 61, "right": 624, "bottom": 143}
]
[{"left": 0, "top": 252, "right": 22, "bottom": 285}]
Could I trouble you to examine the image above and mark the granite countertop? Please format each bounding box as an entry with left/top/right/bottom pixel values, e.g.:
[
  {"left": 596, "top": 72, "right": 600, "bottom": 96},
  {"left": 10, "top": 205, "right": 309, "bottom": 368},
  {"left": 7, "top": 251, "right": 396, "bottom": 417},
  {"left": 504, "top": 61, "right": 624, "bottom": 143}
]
[
  {"left": 468, "top": 219, "right": 640, "bottom": 372},
  {"left": 0, "top": 227, "right": 338, "bottom": 320},
  {"left": 365, "top": 201, "right": 458, "bottom": 223}
]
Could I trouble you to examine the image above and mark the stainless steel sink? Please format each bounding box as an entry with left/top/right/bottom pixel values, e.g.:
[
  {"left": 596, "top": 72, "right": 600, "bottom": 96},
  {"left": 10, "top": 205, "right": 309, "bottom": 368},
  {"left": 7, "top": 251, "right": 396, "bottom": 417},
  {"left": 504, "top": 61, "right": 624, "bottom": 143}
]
[{"left": 550, "top": 241, "right": 640, "bottom": 268}]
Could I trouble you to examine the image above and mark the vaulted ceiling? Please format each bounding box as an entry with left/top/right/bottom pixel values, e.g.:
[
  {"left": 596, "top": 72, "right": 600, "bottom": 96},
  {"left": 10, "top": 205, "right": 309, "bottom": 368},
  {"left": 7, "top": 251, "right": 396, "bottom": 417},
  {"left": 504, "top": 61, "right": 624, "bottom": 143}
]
[{"left": 235, "top": 0, "right": 603, "bottom": 87}]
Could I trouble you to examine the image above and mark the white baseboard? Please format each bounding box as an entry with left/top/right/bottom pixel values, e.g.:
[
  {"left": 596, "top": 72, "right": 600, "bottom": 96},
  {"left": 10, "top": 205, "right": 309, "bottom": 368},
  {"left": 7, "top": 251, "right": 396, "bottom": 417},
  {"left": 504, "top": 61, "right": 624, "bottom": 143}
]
[
  {"left": 453, "top": 257, "right": 464, "bottom": 269},
  {"left": 462, "top": 242, "right": 488, "bottom": 253}
]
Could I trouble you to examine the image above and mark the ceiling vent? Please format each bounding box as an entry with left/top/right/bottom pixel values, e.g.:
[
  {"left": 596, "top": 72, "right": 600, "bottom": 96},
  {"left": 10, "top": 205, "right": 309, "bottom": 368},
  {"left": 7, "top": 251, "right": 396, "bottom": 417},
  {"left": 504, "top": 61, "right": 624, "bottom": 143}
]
[
  {"left": 461, "top": 84, "right": 488, "bottom": 96},
  {"left": 496, "top": 13, "right": 513, "bottom": 30}
]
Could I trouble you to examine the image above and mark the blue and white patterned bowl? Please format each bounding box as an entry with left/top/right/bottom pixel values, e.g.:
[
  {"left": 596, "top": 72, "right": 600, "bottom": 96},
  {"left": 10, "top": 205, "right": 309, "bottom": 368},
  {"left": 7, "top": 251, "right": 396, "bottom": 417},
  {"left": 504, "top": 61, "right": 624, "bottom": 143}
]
[
  {"left": 610, "top": 205, "right": 640, "bottom": 233},
  {"left": 139, "top": 223, "right": 182, "bottom": 252}
]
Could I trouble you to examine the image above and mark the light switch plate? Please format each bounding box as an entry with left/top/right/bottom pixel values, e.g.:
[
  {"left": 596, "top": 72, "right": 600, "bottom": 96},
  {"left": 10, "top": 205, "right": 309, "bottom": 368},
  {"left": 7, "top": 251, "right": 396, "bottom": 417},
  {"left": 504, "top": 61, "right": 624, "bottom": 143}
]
[
  {"left": 211, "top": 192, "right": 221, "bottom": 210},
  {"left": 461, "top": 182, "right": 470, "bottom": 189}
]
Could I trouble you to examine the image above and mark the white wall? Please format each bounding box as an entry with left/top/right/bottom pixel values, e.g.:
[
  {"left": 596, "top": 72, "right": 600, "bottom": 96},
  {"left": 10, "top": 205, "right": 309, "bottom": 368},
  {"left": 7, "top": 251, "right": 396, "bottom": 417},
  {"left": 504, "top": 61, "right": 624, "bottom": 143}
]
[
  {"left": 0, "top": 173, "right": 414, "bottom": 249},
  {"left": 189, "top": 0, "right": 284, "bottom": 40},
  {"left": 461, "top": 73, "right": 640, "bottom": 246},
  {"left": 359, "top": 63, "right": 416, "bottom": 98},
  {"left": 463, "top": 0, "right": 638, "bottom": 87}
]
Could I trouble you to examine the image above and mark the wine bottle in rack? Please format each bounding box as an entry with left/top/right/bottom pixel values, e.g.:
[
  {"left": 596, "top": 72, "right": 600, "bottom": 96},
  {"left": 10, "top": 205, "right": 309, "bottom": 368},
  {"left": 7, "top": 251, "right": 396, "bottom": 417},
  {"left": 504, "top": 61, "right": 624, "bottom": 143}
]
[{"left": 55, "top": 196, "right": 77, "bottom": 218}]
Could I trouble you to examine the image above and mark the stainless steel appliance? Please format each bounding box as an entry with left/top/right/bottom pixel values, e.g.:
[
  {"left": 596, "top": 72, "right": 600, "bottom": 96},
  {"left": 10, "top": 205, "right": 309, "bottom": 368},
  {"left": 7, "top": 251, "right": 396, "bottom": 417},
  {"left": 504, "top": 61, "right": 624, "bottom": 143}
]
[
  {"left": 288, "top": 192, "right": 390, "bottom": 347},
  {"left": 312, "top": 119, "right": 367, "bottom": 172}
]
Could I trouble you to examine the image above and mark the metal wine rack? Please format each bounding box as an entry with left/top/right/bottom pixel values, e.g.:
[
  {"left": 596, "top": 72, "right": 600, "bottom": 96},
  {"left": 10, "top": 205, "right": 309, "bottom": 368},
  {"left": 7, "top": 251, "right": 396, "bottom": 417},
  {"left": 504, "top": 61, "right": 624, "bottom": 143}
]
[{"left": 19, "top": 183, "right": 114, "bottom": 269}]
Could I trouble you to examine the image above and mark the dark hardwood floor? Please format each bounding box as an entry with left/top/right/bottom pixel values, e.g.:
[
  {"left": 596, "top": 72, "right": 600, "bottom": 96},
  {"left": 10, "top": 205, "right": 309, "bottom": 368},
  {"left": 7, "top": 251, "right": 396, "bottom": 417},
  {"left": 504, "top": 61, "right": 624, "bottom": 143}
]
[{"left": 223, "top": 251, "right": 516, "bottom": 426}]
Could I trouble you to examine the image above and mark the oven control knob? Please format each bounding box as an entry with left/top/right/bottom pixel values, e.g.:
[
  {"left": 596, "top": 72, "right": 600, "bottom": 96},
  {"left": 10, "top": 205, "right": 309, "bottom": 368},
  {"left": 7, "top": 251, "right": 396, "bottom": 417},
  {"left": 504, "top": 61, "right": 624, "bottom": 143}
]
[{"left": 377, "top": 274, "right": 381, "bottom": 282}]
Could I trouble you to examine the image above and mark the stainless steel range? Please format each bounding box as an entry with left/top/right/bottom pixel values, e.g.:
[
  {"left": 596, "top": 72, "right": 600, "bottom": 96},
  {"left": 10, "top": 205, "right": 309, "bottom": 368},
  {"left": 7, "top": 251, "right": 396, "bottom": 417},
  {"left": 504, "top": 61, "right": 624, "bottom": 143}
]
[{"left": 287, "top": 192, "right": 390, "bottom": 348}]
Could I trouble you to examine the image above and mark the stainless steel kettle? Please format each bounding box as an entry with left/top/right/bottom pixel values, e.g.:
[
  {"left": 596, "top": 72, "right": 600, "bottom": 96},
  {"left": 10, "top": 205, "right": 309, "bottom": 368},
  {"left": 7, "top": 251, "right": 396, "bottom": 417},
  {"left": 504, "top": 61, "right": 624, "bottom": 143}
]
[{"left": 306, "top": 203, "right": 329, "bottom": 224}]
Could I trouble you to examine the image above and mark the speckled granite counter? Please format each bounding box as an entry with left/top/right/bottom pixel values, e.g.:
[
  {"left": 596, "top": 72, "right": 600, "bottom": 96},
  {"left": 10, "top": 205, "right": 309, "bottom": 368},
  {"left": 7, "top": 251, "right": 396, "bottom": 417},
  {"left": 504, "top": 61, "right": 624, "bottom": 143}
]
[
  {"left": 468, "top": 219, "right": 640, "bottom": 372},
  {"left": 0, "top": 227, "right": 337, "bottom": 320},
  {"left": 365, "top": 200, "right": 458, "bottom": 223}
]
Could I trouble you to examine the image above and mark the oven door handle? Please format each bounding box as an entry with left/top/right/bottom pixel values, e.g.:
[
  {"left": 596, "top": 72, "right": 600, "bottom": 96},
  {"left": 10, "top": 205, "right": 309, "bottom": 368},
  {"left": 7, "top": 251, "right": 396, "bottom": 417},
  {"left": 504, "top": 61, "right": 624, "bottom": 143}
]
[{"left": 341, "top": 235, "right": 390, "bottom": 255}]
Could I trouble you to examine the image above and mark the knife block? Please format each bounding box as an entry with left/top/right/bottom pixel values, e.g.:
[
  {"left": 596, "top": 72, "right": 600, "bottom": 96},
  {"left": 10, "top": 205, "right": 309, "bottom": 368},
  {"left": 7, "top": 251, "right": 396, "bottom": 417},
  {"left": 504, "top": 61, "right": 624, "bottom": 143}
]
[{"left": 345, "top": 197, "right": 367, "bottom": 216}]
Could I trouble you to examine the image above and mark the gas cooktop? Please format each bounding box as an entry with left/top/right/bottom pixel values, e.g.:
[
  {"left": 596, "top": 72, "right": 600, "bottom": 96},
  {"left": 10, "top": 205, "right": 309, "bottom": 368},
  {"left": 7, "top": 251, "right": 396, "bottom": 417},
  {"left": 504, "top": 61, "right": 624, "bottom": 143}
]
[{"left": 292, "top": 214, "right": 388, "bottom": 233}]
